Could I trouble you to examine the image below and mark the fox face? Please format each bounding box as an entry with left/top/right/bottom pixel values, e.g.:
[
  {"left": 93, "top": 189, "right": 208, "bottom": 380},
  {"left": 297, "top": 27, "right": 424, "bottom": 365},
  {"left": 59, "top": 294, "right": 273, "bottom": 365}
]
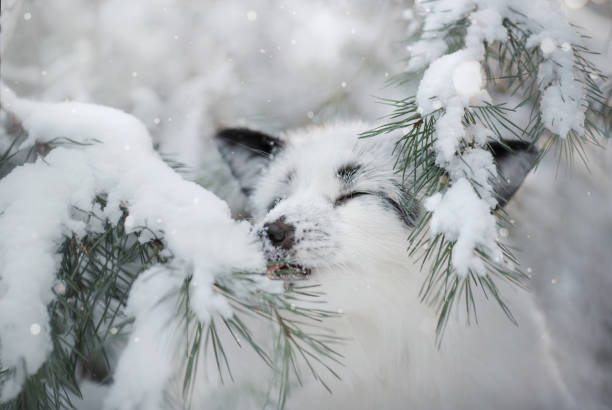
[
  {"left": 217, "top": 123, "right": 420, "bottom": 274},
  {"left": 216, "top": 122, "right": 536, "bottom": 276}
]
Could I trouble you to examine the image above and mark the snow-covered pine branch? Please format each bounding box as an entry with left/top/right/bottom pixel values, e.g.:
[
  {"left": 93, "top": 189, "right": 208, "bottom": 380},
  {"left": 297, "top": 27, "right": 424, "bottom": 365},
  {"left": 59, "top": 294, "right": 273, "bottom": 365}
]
[
  {"left": 0, "top": 86, "right": 340, "bottom": 409},
  {"left": 366, "top": 0, "right": 608, "bottom": 335}
]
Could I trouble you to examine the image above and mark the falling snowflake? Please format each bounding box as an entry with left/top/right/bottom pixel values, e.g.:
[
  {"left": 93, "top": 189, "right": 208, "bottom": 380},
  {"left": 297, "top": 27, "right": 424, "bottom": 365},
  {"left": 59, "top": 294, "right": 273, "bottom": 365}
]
[{"left": 30, "top": 323, "right": 41, "bottom": 336}]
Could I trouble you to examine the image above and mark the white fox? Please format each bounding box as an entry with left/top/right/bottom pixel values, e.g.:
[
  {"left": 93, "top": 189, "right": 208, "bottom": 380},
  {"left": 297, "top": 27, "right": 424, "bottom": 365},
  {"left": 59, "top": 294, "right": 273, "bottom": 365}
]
[{"left": 213, "top": 122, "right": 573, "bottom": 410}]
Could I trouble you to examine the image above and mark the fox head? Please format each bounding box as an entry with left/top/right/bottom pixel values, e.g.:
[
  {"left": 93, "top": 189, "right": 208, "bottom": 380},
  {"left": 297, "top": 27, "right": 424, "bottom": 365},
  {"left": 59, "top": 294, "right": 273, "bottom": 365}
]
[{"left": 215, "top": 123, "right": 537, "bottom": 275}]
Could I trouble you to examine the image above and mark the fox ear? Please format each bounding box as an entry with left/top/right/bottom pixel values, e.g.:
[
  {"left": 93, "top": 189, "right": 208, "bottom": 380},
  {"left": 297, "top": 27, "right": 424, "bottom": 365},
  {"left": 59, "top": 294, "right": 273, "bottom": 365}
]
[
  {"left": 215, "top": 128, "right": 285, "bottom": 196},
  {"left": 489, "top": 140, "right": 539, "bottom": 208}
]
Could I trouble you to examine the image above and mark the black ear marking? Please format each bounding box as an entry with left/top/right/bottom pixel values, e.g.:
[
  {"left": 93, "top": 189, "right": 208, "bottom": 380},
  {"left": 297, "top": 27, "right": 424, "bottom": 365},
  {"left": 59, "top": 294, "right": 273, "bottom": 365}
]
[
  {"left": 488, "top": 140, "right": 539, "bottom": 208},
  {"left": 215, "top": 128, "right": 285, "bottom": 195},
  {"left": 216, "top": 128, "right": 284, "bottom": 157}
]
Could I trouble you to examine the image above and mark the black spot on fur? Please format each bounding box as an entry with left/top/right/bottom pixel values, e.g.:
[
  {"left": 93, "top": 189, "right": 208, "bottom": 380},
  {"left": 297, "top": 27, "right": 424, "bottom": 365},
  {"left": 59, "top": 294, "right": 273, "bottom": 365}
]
[{"left": 337, "top": 163, "right": 361, "bottom": 183}]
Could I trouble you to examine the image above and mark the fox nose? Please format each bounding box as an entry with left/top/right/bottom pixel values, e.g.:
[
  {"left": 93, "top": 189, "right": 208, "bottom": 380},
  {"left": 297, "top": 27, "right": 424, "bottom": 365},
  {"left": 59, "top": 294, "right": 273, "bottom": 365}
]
[{"left": 264, "top": 218, "right": 295, "bottom": 249}]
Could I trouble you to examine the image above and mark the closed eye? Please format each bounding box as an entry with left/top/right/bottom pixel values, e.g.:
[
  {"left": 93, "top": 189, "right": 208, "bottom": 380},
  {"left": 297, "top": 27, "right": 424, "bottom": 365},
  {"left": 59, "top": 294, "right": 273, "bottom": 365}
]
[{"left": 334, "top": 191, "right": 371, "bottom": 207}]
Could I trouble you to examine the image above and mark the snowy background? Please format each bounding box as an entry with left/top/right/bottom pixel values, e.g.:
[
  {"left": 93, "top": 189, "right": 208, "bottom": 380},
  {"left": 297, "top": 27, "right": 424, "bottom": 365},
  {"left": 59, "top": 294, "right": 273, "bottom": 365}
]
[
  {"left": 1, "top": 0, "right": 611, "bottom": 408},
  {"left": 0, "top": 0, "right": 411, "bottom": 209}
]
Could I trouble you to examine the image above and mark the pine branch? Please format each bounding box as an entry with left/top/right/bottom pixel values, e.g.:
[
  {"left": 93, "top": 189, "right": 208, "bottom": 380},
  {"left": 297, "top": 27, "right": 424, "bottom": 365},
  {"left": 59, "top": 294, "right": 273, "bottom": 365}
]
[
  {"left": 178, "top": 271, "right": 344, "bottom": 409},
  {"left": 365, "top": 1, "right": 609, "bottom": 339},
  {"left": 0, "top": 96, "right": 344, "bottom": 410},
  {"left": 1, "top": 195, "right": 344, "bottom": 410},
  {"left": 1, "top": 203, "right": 165, "bottom": 410}
]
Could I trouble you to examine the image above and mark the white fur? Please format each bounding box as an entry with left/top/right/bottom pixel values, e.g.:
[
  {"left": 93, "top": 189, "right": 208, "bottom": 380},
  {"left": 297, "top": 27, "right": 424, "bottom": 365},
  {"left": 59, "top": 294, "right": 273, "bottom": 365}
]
[{"left": 211, "top": 122, "right": 574, "bottom": 409}]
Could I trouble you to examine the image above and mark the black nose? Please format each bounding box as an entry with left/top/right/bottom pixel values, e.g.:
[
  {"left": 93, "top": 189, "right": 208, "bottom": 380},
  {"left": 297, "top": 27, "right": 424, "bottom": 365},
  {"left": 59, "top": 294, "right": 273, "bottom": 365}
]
[{"left": 264, "top": 218, "right": 295, "bottom": 249}]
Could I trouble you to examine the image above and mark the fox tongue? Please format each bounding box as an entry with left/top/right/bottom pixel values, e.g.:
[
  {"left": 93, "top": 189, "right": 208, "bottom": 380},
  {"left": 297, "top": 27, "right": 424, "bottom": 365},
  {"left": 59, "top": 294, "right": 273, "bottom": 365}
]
[
  {"left": 265, "top": 264, "right": 284, "bottom": 277},
  {"left": 266, "top": 263, "right": 311, "bottom": 280}
]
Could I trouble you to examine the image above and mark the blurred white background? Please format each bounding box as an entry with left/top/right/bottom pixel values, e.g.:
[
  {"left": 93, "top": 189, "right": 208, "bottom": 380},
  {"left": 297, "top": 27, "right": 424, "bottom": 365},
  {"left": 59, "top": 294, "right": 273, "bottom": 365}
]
[{"left": 1, "top": 0, "right": 611, "bottom": 408}]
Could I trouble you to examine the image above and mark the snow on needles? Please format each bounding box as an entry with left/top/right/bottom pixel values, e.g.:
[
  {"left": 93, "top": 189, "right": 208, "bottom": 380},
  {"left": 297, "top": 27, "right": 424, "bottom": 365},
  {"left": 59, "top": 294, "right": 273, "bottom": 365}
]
[
  {"left": 0, "top": 86, "right": 267, "bottom": 404},
  {"left": 415, "top": 2, "right": 504, "bottom": 277},
  {"left": 412, "top": 0, "right": 586, "bottom": 277},
  {"left": 425, "top": 179, "right": 499, "bottom": 277}
]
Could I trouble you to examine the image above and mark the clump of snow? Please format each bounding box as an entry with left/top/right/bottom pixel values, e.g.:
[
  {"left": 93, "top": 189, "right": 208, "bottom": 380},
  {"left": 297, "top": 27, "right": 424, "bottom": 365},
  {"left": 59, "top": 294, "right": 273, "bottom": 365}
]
[
  {"left": 433, "top": 99, "right": 467, "bottom": 164},
  {"left": 452, "top": 60, "right": 484, "bottom": 100},
  {"left": 103, "top": 267, "right": 184, "bottom": 410},
  {"left": 464, "top": 8, "right": 506, "bottom": 50},
  {"left": 539, "top": 80, "right": 585, "bottom": 137},
  {"left": 534, "top": 47, "right": 586, "bottom": 138},
  {"left": 446, "top": 147, "right": 498, "bottom": 208},
  {"left": 416, "top": 49, "right": 483, "bottom": 114},
  {"left": 407, "top": 0, "right": 591, "bottom": 277},
  {"left": 0, "top": 86, "right": 270, "bottom": 402},
  {"left": 425, "top": 178, "right": 501, "bottom": 277},
  {"left": 540, "top": 37, "right": 558, "bottom": 55},
  {"left": 406, "top": 39, "right": 449, "bottom": 72}
]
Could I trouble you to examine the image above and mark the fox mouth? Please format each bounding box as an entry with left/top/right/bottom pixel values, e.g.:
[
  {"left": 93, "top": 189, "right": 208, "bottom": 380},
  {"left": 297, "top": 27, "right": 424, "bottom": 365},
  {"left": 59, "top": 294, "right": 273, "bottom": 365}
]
[{"left": 266, "top": 262, "right": 312, "bottom": 281}]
